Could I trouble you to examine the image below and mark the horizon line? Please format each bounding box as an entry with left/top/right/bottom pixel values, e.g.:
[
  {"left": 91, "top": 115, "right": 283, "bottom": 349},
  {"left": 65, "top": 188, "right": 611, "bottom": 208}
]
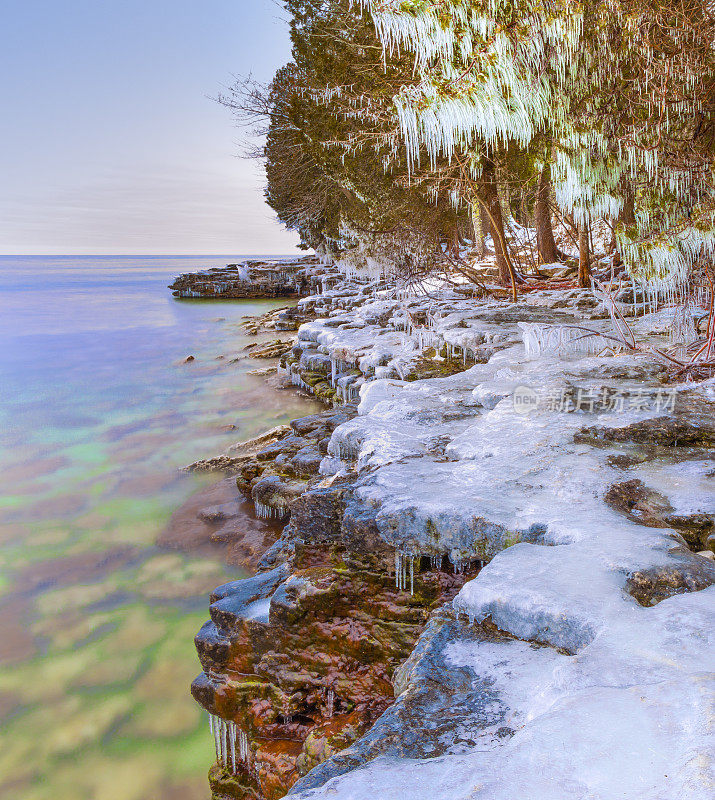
[{"left": 0, "top": 252, "right": 312, "bottom": 258}]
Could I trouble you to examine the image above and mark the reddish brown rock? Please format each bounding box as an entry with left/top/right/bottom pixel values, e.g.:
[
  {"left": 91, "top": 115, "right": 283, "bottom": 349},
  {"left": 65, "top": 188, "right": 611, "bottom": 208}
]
[{"left": 192, "top": 537, "right": 476, "bottom": 799}]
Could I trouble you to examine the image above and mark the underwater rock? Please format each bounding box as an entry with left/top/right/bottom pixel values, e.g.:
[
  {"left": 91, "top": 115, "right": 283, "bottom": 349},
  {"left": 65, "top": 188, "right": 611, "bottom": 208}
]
[{"left": 159, "top": 476, "right": 284, "bottom": 571}]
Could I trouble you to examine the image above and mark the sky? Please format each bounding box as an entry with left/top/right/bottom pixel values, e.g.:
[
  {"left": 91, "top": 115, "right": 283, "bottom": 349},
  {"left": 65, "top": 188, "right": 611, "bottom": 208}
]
[{"left": 0, "top": 0, "right": 303, "bottom": 255}]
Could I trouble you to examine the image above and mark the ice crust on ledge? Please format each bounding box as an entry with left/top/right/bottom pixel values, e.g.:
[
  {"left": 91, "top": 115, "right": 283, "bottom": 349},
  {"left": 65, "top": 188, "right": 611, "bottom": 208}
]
[
  {"left": 630, "top": 458, "right": 715, "bottom": 517},
  {"left": 284, "top": 281, "right": 714, "bottom": 800},
  {"left": 291, "top": 587, "right": 714, "bottom": 800}
]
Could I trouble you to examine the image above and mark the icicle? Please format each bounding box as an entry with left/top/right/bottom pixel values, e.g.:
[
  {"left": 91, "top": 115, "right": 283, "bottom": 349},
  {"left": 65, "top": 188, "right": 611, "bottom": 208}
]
[
  {"left": 238, "top": 730, "right": 250, "bottom": 765},
  {"left": 214, "top": 716, "right": 222, "bottom": 763},
  {"left": 283, "top": 693, "right": 292, "bottom": 725},
  {"left": 451, "top": 556, "right": 468, "bottom": 575},
  {"left": 326, "top": 688, "right": 335, "bottom": 718},
  {"left": 254, "top": 501, "right": 289, "bottom": 521},
  {"left": 210, "top": 714, "right": 220, "bottom": 762}
]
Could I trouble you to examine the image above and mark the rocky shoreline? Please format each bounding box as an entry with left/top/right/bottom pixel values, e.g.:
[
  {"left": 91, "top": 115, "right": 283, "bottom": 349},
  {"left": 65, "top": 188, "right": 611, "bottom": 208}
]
[
  {"left": 181, "top": 260, "right": 715, "bottom": 800},
  {"left": 168, "top": 256, "right": 341, "bottom": 301}
]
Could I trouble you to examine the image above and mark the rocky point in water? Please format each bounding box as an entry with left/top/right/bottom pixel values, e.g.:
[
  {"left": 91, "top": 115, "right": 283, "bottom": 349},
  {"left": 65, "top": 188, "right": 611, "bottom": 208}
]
[
  {"left": 168, "top": 256, "right": 343, "bottom": 301},
  {"left": 177, "top": 259, "right": 714, "bottom": 800}
]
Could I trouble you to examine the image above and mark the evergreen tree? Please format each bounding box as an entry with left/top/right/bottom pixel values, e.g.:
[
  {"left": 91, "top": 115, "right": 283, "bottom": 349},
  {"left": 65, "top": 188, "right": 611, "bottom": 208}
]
[
  {"left": 356, "top": 0, "right": 715, "bottom": 292},
  {"left": 260, "top": 0, "right": 472, "bottom": 276}
]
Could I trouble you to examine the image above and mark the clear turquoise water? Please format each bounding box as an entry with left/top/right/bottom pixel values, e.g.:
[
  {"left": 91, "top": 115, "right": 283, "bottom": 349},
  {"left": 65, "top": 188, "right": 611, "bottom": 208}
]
[{"left": 0, "top": 256, "right": 319, "bottom": 800}]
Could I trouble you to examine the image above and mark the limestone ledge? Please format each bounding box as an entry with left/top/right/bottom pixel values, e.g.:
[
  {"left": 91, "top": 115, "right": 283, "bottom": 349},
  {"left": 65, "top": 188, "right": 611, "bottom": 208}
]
[
  {"left": 191, "top": 273, "right": 715, "bottom": 800},
  {"left": 168, "top": 257, "right": 341, "bottom": 302}
]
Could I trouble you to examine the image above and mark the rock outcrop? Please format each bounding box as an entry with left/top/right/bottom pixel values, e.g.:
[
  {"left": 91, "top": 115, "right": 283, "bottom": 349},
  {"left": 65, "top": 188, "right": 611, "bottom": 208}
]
[
  {"left": 191, "top": 411, "right": 478, "bottom": 799},
  {"left": 190, "top": 272, "right": 715, "bottom": 800},
  {"left": 169, "top": 257, "right": 337, "bottom": 300}
]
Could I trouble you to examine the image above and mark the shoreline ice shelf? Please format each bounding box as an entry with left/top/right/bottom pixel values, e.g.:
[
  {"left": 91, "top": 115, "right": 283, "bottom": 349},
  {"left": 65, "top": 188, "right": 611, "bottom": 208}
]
[{"left": 186, "top": 266, "right": 715, "bottom": 800}]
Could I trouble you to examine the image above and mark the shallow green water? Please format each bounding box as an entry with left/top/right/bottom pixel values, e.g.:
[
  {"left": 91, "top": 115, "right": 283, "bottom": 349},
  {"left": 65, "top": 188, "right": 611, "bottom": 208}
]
[{"left": 0, "top": 256, "right": 320, "bottom": 799}]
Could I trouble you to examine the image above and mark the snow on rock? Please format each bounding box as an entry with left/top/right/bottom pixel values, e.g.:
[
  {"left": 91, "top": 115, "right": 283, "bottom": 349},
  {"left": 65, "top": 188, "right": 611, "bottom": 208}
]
[
  {"left": 631, "top": 459, "right": 715, "bottom": 517},
  {"left": 291, "top": 590, "right": 714, "bottom": 800},
  {"left": 283, "top": 276, "right": 714, "bottom": 800}
]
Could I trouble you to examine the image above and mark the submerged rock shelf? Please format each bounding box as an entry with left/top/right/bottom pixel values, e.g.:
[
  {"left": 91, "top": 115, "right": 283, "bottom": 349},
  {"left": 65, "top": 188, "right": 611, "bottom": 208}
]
[{"left": 186, "top": 268, "right": 715, "bottom": 800}]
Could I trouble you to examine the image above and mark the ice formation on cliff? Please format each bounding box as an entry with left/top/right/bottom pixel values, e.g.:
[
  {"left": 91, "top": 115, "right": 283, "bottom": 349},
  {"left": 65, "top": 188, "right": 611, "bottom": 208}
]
[
  {"left": 276, "top": 277, "right": 715, "bottom": 800},
  {"left": 209, "top": 714, "right": 251, "bottom": 774}
]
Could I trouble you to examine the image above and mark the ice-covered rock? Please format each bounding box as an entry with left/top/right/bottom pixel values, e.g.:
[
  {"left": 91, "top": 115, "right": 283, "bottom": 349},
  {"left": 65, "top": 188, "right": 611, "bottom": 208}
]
[
  {"left": 194, "top": 269, "right": 714, "bottom": 800},
  {"left": 290, "top": 587, "right": 714, "bottom": 800},
  {"left": 282, "top": 282, "right": 715, "bottom": 800}
]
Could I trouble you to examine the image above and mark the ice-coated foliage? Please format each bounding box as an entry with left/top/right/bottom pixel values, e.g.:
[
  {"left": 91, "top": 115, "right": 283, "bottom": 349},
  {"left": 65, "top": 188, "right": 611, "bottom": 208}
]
[{"left": 358, "top": 0, "right": 715, "bottom": 290}]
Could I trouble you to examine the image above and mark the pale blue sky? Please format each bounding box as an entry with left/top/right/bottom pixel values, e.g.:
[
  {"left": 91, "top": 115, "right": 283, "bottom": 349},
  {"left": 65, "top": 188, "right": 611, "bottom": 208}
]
[{"left": 0, "top": 0, "right": 303, "bottom": 254}]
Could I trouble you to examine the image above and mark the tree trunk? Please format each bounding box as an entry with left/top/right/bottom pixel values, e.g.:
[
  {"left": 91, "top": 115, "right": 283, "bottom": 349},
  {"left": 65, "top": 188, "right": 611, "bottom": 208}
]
[
  {"left": 621, "top": 183, "right": 636, "bottom": 227},
  {"left": 450, "top": 225, "right": 460, "bottom": 257},
  {"left": 535, "top": 162, "right": 559, "bottom": 264},
  {"left": 578, "top": 221, "right": 591, "bottom": 288},
  {"left": 612, "top": 183, "right": 636, "bottom": 270},
  {"left": 478, "top": 156, "right": 511, "bottom": 285},
  {"left": 472, "top": 202, "right": 486, "bottom": 259},
  {"left": 472, "top": 201, "right": 487, "bottom": 260}
]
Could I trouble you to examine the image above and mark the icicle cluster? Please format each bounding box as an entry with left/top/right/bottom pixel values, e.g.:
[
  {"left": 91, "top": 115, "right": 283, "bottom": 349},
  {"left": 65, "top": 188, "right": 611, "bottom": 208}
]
[
  {"left": 288, "top": 363, "right": 314, "bottom": 393},
  {"left": 336, "top": 376, "right": 361, "bottom": 405},
  {"left": 357, "top": 0, "right": 715, "bottom": 296},
  {"left": 394, "top": 550, "right": 415, "bottom": 595},
  {"left": 331, "top": 438, "right": 361, "bottom": 461},
  {"left": 519, "top": 322, "right": 616, "bottom": 358},
  {"left": 254, "top": 501, "right": 289, "bottom": 521},
  {"left": 329, "top": 355, "right": 358, "bottom": 394},
  {"left": 392, "top": 550, "right": 483, "bottom": 594},
  {"left": 209, "top": 714, "right": 251, "bottom": 774}
]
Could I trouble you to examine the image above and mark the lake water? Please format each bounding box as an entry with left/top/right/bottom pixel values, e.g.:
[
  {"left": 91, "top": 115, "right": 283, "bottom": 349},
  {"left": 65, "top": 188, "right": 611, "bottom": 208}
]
[{"left": 0, "top": 256, "right": 320, "bottom": 800}]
